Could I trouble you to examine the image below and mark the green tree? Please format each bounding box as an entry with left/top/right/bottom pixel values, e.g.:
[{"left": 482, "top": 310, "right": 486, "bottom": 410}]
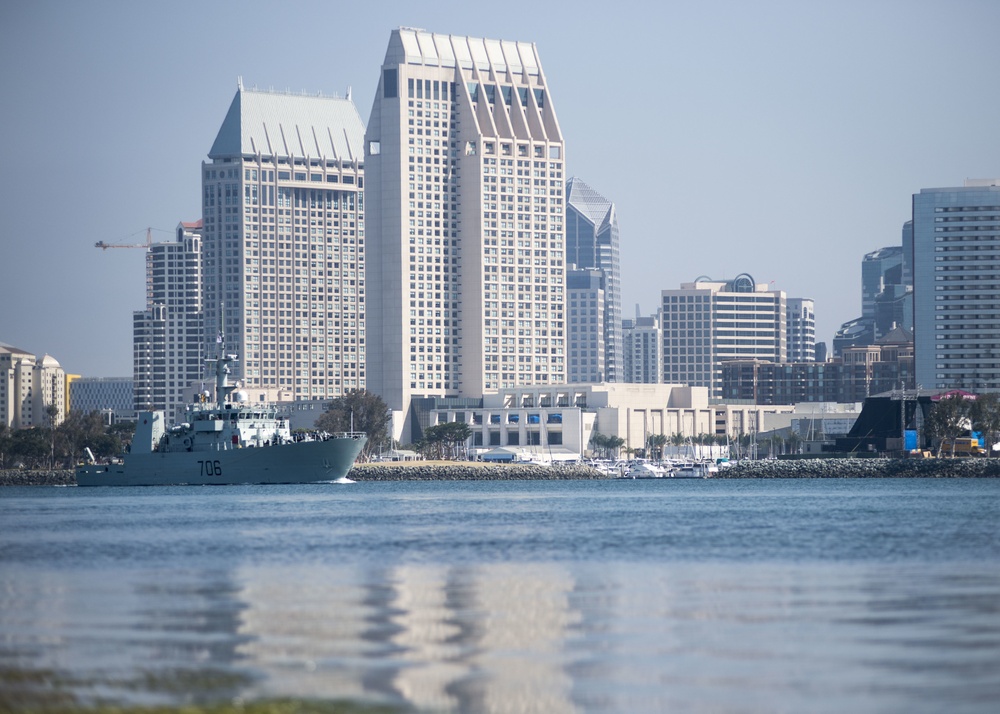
[
  {"left": 924, "top": 393, "right": 972, "bottom": 456},
  {"left": 606, "top": 435, "right": 625, "bottom": 459},
  {"left": 589, "top": 431, "right": 608, "bottom": 459},
  {"left": 0, "top": 424, "right": 11, "bottom": 469},
  {"left": 45, "top": 405, "right": 60, "bottom": 469},
  {"left": 970, "top": 392, "right": 1000, "bottom": 457},
  {"left": 421, "top": 421, "right": 473, "bottom": 460},
  {"left": 315, "top": 389, "right": 391, "bottom": 461},
  {"left": 58, "top": 411, "right": 121, "bottom": 466},
  {"left": 9, "top": 428, "right": 49, "bottom": 468},
  {"left": 589, "top": 431, "right": 624, "bottom": 459},
  {"left": 646, "top": 433, "right": 667, "bottom": 460}
]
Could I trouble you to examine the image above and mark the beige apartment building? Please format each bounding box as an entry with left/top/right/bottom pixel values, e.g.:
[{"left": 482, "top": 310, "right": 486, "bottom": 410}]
[{"left": 0, "top": 345, "right": 66, "bottom": 429}]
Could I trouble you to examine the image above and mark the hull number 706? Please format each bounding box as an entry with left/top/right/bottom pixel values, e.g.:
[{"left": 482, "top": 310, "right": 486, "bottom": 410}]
[{"left": 199, "top": 460, "right": 223, "bottom": 477}]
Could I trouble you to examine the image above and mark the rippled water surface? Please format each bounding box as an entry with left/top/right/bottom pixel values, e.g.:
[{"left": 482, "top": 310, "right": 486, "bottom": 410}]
[{"left": 2, "top": 478, "right": 1000, "bottom": 713}]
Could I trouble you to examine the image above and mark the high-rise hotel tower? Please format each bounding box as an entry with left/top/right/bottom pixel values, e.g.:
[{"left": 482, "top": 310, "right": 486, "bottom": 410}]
[
  {"left": 913, "top": 179, "right": 1000, "bottom": 390},
  {"left": 365, "top": 29, "right": 566, "bottom": 435},
  {"left": 202, "top": 83, "right": 366, "bottom": 403}
]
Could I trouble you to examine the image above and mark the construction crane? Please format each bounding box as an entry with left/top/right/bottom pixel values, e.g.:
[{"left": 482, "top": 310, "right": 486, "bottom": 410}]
[{"left": 95, "top": 227, "right": 158, "bottom": 251}]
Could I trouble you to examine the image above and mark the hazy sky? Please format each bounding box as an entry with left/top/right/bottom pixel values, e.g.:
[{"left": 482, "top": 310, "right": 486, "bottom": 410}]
[{"left": 2, "top": 0, "right": 998, "bottom": 377}]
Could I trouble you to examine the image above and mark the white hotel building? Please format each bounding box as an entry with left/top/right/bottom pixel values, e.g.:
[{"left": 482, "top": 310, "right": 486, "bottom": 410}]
[
  {"left": 913, "top": 179, "right": 1000, "bottom": 390},
  {"left": 201, "top": 84, "right": 366, "bottom": 403},
  {"left": 364, "top": 28, "right": 567, "bottom": 441},
  {"left": 662, "top": 275, "right": 786, "bottom": 399}
]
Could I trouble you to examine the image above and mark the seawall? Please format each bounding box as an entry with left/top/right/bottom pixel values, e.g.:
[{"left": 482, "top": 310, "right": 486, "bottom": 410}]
[
  {"left": 0, "top": 469, "right": 75, "bottom": 487},
  {"left": 718, "top": 458, "right": 1000, "bottom": 478},
  {"left": 4, "top": 459, "right": 1000, "bottom": 486}
]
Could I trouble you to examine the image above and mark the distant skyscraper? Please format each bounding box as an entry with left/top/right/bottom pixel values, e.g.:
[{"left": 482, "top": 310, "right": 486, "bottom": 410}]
[
  {"left": 785, "top": 297, "right": 816, "bottom": 362},
  {"left": 913, "top": 179, "right": 1000, "bottom": 390},
  {"left": 567, "top": 268, "right": 605, "bottom": 382},
  {"left": 202, "top": 83, "right": 366, "bottom": 403},
  {"left": 862, "top": 246, "right": 903, "bottom": 321},
  {"left": 834, "top": 243, "right": 912, "bottom": 355},
  {"left": 133, "top": 221, "right": 202, "bottom": 418},
  {"left": 565, "top": 177, "right": 622, "bottom": 381},
  {"left": 662, "top": 275, "right": 786, "bottom": 399},
  {"left": 622, "top": 310, "right": 662, "bottom": 384},
  {"left": 364, "top": 28, "right": 566, "bottom": 439}
]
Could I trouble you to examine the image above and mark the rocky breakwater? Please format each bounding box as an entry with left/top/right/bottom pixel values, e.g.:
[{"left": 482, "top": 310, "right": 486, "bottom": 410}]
[
  {"left": 351, "top": 461, "right": 608, "bottom": 481},
  {"left": 0, "top": 469, "right": 75, "bottom": 486},
  {"left": 718, "top": 457, "right": 1000, "bottom": 479}
]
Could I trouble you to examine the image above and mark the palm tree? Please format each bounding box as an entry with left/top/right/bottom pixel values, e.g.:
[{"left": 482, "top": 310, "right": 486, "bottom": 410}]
[
  {"left": 646, "top": 433, "right": 667, "bottom": 461},
  {"left": 46, "top": 404, "right": 59, "bottom": 469}
]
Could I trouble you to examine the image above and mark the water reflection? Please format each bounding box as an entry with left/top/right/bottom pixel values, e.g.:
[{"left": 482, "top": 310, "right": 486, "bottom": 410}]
[
  {"left": 4, "top": 560, "right": 1000, "bottom": 712},
  {"left": 0, "top": 568, "right": 255, "bottom": 707},
  {"left": 235, "top": 563, "right": 581, "bottom": 712},
  {"left": 3, "top": 479, "right": 1000, "bottom": 713}
]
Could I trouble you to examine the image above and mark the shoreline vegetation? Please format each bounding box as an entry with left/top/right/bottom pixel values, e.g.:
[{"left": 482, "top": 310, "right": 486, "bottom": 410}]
[{"left": 3, "top": 458, "right": 1000, "bottom": 487}]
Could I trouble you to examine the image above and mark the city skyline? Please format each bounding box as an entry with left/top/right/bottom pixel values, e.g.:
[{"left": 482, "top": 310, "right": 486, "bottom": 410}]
[{"left": 2, "top": 1, "right": 999, "bottom": 377}]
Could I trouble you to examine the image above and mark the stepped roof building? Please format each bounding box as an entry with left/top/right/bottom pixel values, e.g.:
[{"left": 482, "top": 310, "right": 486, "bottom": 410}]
[
  {"left": 364, "top": 28, "right": 567, "bottom": 441},
  {"left": 201, "top": 83, "right": 366, "bottom": 403}
]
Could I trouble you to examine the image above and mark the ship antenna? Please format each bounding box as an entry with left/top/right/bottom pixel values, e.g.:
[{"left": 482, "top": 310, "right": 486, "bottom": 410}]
[{"left": 207, "top": 301, "right": 238, "bottom": 409}]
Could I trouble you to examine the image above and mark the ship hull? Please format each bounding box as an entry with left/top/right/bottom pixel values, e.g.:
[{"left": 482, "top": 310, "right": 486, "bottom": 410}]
[{"left": 76, "top": 436, "right": 366, "bottom": 487}]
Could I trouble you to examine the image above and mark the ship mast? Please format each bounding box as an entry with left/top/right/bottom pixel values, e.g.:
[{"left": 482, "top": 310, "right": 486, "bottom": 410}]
[{"left": 206, "top": 302, "right": 239, "bottom": 409}]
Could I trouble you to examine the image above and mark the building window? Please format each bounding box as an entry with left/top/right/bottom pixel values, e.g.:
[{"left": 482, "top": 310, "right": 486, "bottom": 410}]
[{"left": 383, "top": 68, "right": 398, "bottom": 99}]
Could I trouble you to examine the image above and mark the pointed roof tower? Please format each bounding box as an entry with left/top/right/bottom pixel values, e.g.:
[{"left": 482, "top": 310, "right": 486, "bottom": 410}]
[{"left": 209, "top": 83, "right": 365, "bottom": 161}]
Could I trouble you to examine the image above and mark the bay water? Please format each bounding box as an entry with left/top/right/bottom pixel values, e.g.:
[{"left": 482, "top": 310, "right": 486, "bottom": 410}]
[{"left": 2, "top": 478, "right": 999, "bottom": 713}]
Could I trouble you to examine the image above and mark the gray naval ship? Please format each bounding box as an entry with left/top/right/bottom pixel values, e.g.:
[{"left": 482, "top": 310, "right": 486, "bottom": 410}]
[{"left": 77, "top": 340, "right": 366, "bottom": 487}]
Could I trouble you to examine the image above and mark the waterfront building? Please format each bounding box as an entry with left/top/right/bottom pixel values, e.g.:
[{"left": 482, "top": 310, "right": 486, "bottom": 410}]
[
  {"left": 565, "top": 177, "right": 622, "bottom": 381},
  {"left": 757, "top": 402, "right": 864, "bottom": 455},
  {"left": 722, "top": 326, "right": 914, "bottom": 404},
  {"left": 722, "top": 359, "right": 840, "bottom": 405},
  {"left": 421, "top": 382, "right": 792, "bottom": 461},
  {"left": 662, "top": 275, "right": 786, "bottom": 399},
  {"left": 913, "top": 179, "right": 1000, "bottom": 390},
  {"left": 622, "top": 311, "right": 663, "bottom": 384},
  {"left": 202, "top": 82, "right": 366, "bottom": 404},
  {"left": 785, "top": 297, "right": 816, "bottom": 362},
  {"left": 0, "top": 345, "right": 65, "bottom": 429},
  {"left": 132, "top": 221, "right": 203, "bottom": 419},
  {"left": 567, "top": 268, "right": 605, "bottom": 383},
  {"left": 69, "top": 377, "right": 134, "bottom": 421},
  {"left": 364, "top": 28, "right": 566, "bottom": 441}
]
